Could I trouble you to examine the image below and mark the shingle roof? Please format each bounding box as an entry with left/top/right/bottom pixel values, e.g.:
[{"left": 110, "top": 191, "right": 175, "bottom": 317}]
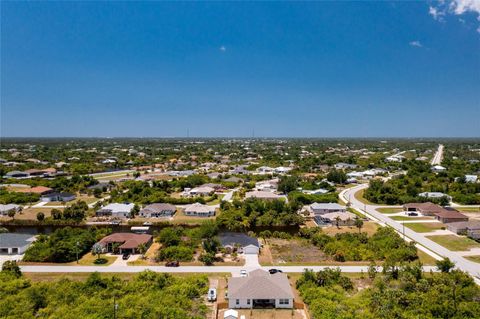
[
  {"left": 141, "top": 203, "right": 176, "bottom": 213},
  {"left": 98, "top": 233, "right": 152, "bottom": 249},
  {"left": 0, "top": 233, "right": 35, "bottom": 248},
  {"left": 184, "top": 203, "right": 215, "bottom": 213},
  {"left": 434, "top": 211, "right": 468, "bottom": 219},
  {"left": 219, "top": 232, "right": 259, "bottom": 248},
  {"left": 228, "top": 269, "right": 294, "bottom": 300}
]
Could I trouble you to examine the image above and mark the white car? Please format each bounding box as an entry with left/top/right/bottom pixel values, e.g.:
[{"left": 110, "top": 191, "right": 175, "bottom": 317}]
[
  {"left": 207, "top": 288, "right": 217, "bottom": 301},
  {"left": 240, "top": 269, "right": 247, "bottom": 277}
]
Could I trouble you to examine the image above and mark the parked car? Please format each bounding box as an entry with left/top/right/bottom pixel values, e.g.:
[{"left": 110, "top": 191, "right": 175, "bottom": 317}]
[
  {"left": 122, "top": 253, "right": 130, "bottom": 260},
  {"left": 207, "top": 288, "right": 217, "bottom": 301},
  {"left": 407, "top": 212, "right": 418, "bottom": 216},
  {"left": 165, "top": 261, "right": 180, "bottom": 267},
  {"left": 240, "top": 269, "right": 247, "bottom": 277},
  {"left": 269, "top": 268, "right": 283, "bottom": 274}
]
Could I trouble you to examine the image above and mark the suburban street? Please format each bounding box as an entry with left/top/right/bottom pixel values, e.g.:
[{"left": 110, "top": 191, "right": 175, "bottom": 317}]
[
  {"left": 18, "top": 264, "right": 437, "bottom": 275},
  {"left": 431, "top": 144, "right": 444, "bottom": 165},
  {"left": 341, "top": 183, "right": 480, "bottom": 284}
]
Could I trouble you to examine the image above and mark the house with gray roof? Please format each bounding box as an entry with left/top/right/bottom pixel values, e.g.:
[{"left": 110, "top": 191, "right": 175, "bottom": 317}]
[
  {"left": 219, "top": 232, "right": 259, "bottom": 254},
  {"left": 0, "top": 233, "right": 36, "bottom": 255},
  {"left": 227, "top": 269, "right": 294, "bottom": 309},
  {"left": 139, "top": 203, "right": 176, "bottom": 218}
]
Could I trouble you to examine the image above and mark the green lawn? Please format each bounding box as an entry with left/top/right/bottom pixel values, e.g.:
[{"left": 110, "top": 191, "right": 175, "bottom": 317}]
[
  {"left": 376, "top": 207, "right": 403, "bottom": 214},
  {"left": 75, "top": 253, "right": 117, "bottom": 266},
  {"left": 417, "top": 249, "right": 438, "bottom": 265},
  {"left": 391, "top": 215, "right": 434, "bottom": 221},
  {"left": 456, "top": 207, "right": 480, "bottom": 213},
  {"left": 354, "top": 189, "right": 374, "bottom": 205},
  {"left": 426, "top": 235, "right": 480, "bottom": 251},
  {"left": 405, "top": 223, "right": 445, "bottom": 233},
  {"left": 465, "top": 256, "right": 480, "bottom": 263}
]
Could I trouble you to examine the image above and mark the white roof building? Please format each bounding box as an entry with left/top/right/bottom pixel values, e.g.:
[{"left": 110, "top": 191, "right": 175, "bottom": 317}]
[
  {"left": 96, "top": 203, "right": 135, "bottom": 218},
  {"left": 184, "top": 203, "right": 216, "bottom": 217}
]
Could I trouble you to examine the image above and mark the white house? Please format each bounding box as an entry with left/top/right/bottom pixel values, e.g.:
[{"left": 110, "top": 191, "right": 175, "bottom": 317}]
[
  {"left": 224, "top": 309, "right": 238, "bottom": 319},
  {"left": 310, "top": 202, "right": 347, "bottom": 216},
  {"left": 0, "top": 233, "right": 36, "bottom": 255},
  {"left": 184, "top": 203, "right": 216, "bottom": 217},
  {"left": 227, "top": 269, "right": 294, "bottom": 309},
  {"left": 184, "top": 186, "right": 215, "bottom": 196},
  {"left": 245, "top": 190, "right": 282, "bottom": 200},
  {"left": 96, "top": 203, "right": 135, "bottom": 218},
  {"left": 465, "top": 175, "right": 478, "bottom": 183},
  {"left": 431, "top": 165, "right": 446, "bottom": 172},
  {"left": 0, "top": 204, "right": 22, "bottom": 216},
  {"left": 418, "top": 192, "right": 451, "bottom": 200}
]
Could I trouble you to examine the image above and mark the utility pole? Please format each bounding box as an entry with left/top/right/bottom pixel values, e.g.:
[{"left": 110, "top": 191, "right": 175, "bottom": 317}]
[
  {"left": 113, "top": 296, "right": 118, "bottom": 319},
  {"left": 76, "top": 241, "right": 79, "bottom": 264}
]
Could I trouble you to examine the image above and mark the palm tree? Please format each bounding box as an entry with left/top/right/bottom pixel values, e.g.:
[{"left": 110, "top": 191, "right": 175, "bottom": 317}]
[
  {"left": 335, "top": 216, "right": 341, "bottom": 229},
  {"left": 354, "top": 216, "right": 364, "bottom": 233},
  {"left": 137, "top": 243, "right": 147, "bottom": 259}
]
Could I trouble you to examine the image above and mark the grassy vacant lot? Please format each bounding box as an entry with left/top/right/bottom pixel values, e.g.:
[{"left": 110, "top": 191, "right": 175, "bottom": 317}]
[
  {"left": 322, "top": 221, "right": 378, "bottom": 236},
  {"left": 405, "top": 222, "right": 445, "bottom": 233},
  {"left": 354, "top": 189, "right": 374, "bottom": 205},
  {"left": 376, "top": 207, "right": 403, "bottom": 214},
  {"left": 13, "top": 207, "right": 55, "bottom": 220},
  {"left": 426, "top": 235, "right": 480, "bottom": 251},
  {"left": 465, "top": 256, "right": 480, "bottom": 263},
  {"left": 390, "top": 215, "right": 434, "bottom": 221},
  {"left": 261, "top": 238, "right": 328, "bottom": 265}
]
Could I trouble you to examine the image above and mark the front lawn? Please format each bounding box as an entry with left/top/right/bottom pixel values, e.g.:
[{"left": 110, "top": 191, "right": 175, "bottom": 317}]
[
  {"left": 75, "top": 253, "right": 117, "bottom": 266},
  {"left": 376, "top": 207, "right": 403, "bottom": 214},
  {"left": 426, "top": 235, "right": 480, "bottom": 251},
  {"left": 391, "top": 215, "right": 434, "bottom": 221},
  {"left": 405, "top": 223, "right": 445, "bottom": 233}
]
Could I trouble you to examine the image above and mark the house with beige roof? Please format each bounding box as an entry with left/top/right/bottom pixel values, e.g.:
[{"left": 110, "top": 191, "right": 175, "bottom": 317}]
[
  {"left": 184, "top": 203, "right": 216, "bottom": 217},
  {"left": 227, "top": 269, "right": 294, "bottom": 309}
]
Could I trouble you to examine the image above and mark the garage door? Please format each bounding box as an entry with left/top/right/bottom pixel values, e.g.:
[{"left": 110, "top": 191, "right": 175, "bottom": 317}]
[{"left": 243, "top": 245, "right": 259, "bottom": 254}]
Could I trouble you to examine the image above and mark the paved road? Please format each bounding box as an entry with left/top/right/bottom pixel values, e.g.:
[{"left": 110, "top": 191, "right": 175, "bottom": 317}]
[
  {"left": 342, "top": 184, "right": 480, "bottom": 284},
  {"left": 18, "top": 264, "right": 438, "bottom": 274},
  {"left": 431, "top": 144, "right": 444, "bottom": 165}
]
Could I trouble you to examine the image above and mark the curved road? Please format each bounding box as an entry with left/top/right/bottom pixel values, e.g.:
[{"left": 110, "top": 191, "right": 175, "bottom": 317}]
[{"left": 342, "top": 183, "right": 480, "bottom": 284}]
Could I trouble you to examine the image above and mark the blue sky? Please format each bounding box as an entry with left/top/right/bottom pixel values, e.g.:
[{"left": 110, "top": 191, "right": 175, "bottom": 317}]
[{"left": 1, "top": 1, "right": 479, "bottom": 137}]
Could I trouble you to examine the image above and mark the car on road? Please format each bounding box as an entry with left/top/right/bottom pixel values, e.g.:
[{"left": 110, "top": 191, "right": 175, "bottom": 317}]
[
  {"left": 240, "top": 269, "right": 247, "bottom": 277},
  {"left": 207, "top": 288, "right": 217, "bottom": 301},
  {"left": 165, "top": 261, "right": 180, "bottom": 267},
  {"left": 122, "top": 253, "right": 130, "bottom": 260},
  {"left": 268, "top": 268, "right": 283, "bottom": 274}
]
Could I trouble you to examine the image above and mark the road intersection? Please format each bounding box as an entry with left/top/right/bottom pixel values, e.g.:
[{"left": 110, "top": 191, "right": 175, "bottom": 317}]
[{"left": 341, "top": 183, "right": 480, "bottom": 284}]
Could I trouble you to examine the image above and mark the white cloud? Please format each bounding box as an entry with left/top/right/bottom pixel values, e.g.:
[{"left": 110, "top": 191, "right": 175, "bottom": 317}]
[
  {"left": 429, "top": 6, "right": 445, "bottom": 21},
  {"left": 409, "top": 40, "right": 423, "bottom": 47},
  {"left": 450, "top": 0, "right": 480, "bottom": 15},
  {"left": 219, "top": 46, "right": 226, "bottom": 52},
  {"left": 429, "top": 0, "right": 480, "bottom": 33}
]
